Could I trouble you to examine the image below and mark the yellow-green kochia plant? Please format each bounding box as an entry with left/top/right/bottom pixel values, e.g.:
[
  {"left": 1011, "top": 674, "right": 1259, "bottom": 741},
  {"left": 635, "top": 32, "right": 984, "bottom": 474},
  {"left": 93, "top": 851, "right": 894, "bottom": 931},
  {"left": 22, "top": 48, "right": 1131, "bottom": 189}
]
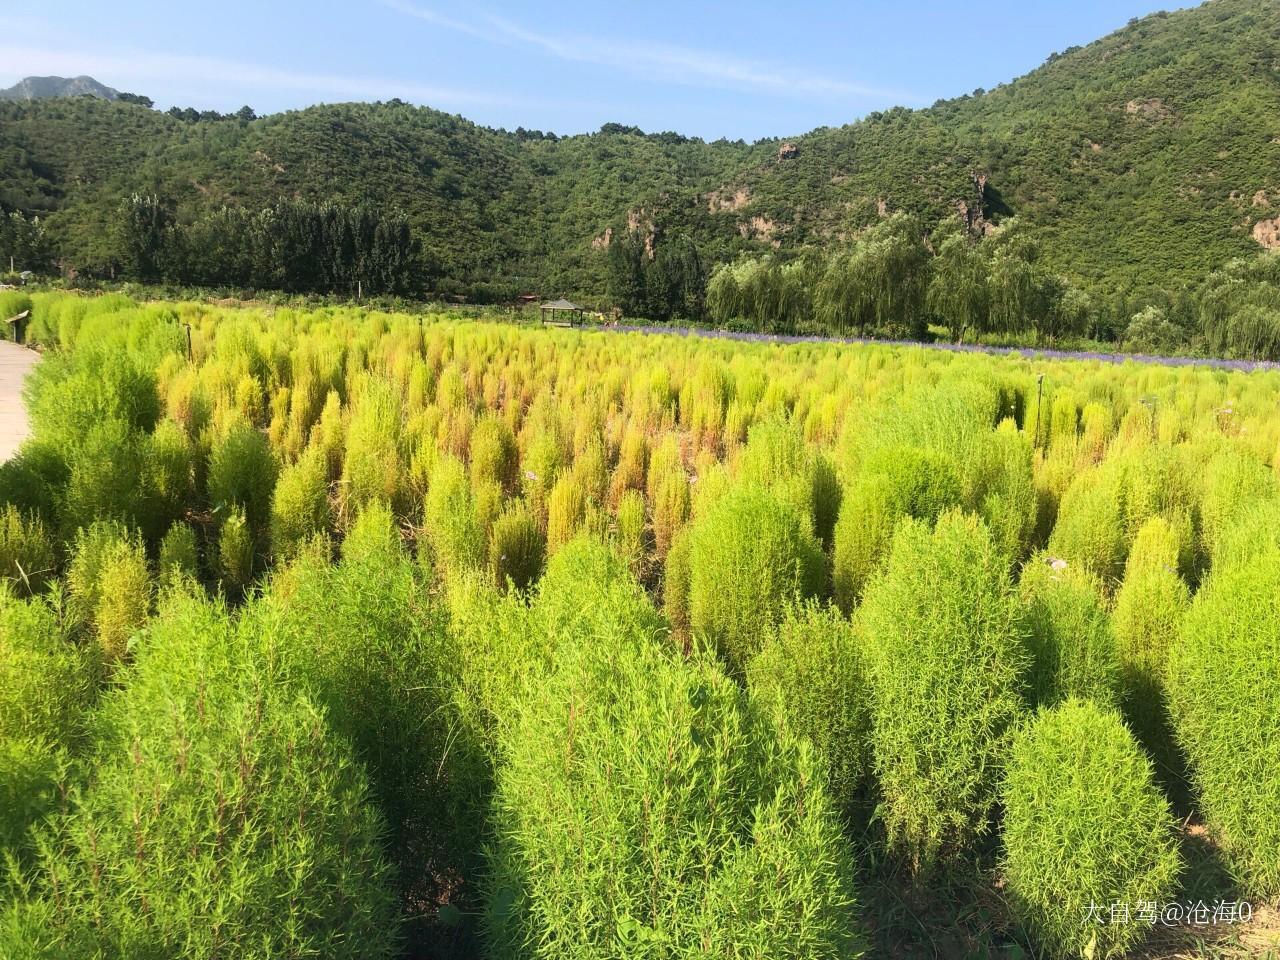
[
  {"left": 832, "top": 445, "right": 963, "bottom": 611},
  {"left": 747, "top": 601, "right": 872, "bottom": 820},
  {"left": 1, "top": 592, "right": 401, "bottom": 959},
  {"left": 1017, "top": 552, "right": 1119, "bottom": 710},
  {"left": 857, "top": 511, "right": 1027, "bottom": 872},
  {"left": 483, "top": 592, "right": 864, "bottom": 959},
  {"left": 1002, "top": 699, "right": 1182, "bottom": 960},
  {"left": 1166, "top": 548, "right": 1280, "bottom": 898},
  {"left": 686, "top": 483, "right": 826, "bottom": 677}
]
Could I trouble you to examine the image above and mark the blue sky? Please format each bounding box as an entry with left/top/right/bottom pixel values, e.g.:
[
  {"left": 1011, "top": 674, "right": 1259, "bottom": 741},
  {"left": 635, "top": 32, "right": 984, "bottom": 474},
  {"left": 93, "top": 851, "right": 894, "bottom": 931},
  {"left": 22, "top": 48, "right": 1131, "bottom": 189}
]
[{"left": 2, "top": 1, "right": 1193, "bottom": 140}]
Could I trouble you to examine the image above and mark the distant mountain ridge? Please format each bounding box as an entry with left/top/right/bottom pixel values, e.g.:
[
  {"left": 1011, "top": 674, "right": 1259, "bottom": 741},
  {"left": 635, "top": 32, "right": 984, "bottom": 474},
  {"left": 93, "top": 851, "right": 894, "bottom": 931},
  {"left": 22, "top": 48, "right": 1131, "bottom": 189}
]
[
  {"left": 0, "top": 75, "right": 120, "bottom": 101},
  {"left": 1, "top": 0, "right": 1278, "bottom": 309}
]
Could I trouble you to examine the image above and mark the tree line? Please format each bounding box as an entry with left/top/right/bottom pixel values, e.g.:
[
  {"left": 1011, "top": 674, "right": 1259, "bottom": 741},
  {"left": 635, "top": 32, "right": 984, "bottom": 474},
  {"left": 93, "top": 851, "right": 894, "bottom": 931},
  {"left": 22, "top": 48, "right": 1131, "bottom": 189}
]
[
  {"left": 696, "top": 213, "right": 1280, "bottom": 360},
  {"left": 114, "top": 195, "right": 424, "bottom": 295},
  {"left": 703, "top": 215, "right": 1096, "bottom": 345}
]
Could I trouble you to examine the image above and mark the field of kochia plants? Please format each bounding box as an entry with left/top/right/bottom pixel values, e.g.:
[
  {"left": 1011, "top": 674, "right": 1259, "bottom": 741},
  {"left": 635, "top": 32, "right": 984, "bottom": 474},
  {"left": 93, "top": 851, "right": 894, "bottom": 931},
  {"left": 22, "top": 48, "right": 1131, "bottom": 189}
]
[{"left": 1, "top": 291, "right": 1278, "bottom": 959}]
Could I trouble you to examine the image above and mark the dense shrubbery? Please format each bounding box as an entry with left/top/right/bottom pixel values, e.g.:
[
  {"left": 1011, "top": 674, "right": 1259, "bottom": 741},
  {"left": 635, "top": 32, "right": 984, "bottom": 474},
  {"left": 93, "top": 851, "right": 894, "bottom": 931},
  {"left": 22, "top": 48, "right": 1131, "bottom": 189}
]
[
  {"left": 484, "top": 565, "right": 863, "bottom": 959},
  {"left": 858, "top": 512, "right": 1027, "bottom": 871},
  {"left": 685, "top": 484, "right": 825, "bottom": 676},
  {"left": 747, "top": 602, "right": 872, "bottom": 818},
  {"left": 1002, "top": 700, "right": 1182, "bottom": 959},
  {"left": 1168, "top": 550, "right": 1280, "bottom": 898},
  {"left": 0, "top": 592, "right": 402, "bottom": 958},
  {"left": 4, "top": 293, "right": 1280, "bottom": 955},
  {"left": 1017, "top": 553, "right": 1119, "bottom": 709}
]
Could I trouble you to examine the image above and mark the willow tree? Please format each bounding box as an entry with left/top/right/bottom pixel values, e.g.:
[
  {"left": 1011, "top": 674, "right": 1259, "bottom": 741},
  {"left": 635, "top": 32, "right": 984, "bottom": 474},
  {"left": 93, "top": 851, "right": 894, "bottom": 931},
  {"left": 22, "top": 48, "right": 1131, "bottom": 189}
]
[
  {"left": 707, "top": 256, "right": 813, "bottom": 333},
  {"left": 1199, "top": 254, "right": 1280, "bottom": 360},
  {"left": 927, "top": 232, "right": 988, "bottom": 342},
  {"left": 816, "top": 214, "right": 930, "bottom": 338}
]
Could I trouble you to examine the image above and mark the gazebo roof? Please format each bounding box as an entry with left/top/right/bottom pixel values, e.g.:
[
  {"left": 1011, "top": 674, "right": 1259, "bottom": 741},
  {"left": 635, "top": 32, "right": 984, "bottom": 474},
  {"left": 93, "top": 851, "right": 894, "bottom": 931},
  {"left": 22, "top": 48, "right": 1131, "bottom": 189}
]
[{"left": 540, "top": 299, "right": 582, "bottom": 310}]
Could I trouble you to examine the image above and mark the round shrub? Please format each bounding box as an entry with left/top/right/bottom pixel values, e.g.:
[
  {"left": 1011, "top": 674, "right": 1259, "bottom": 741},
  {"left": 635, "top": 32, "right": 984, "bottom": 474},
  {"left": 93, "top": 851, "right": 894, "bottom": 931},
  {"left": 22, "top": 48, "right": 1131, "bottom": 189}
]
[
  {"left": 832, "top": 446, "right": 963, "bottom": 611},
  {"left": 0, "top": 738, "right": 69, "bottom": 866},
  {"left": 145, "top": 419, "right": 193, "bottom": 535},
  {"left": 470, "top": 414, "right": 518, "bottom": 491},
  {"left": 269, "top": 448, "right": 332, "bottom": 560},
  {"left": 340, "top": 377, "right": 405, "bottom": 517},
  {"left": 1167, "top": 550, "right": 1280, "bottom": 897},
  {"left": 858, "top": 511, "right": 1027, "bottom": 871},
  {"left": 650, "top": 462, "right": 690, "bottom": 561},
  {"left": 259, "top": 510, "right": 487, "bottom": 906},
  {"left": 738, "top": 417, "right": 841, "bottom": 544},
  {"left": 157, "top": 522, "right": 199, "bottom": 582},
  {"left": 1210, "top": 496, "right": 1280, "bottom": 573},
  {"left": 93, "top": 535, "right": 152, "bottom": 662},
  {"left": 1047, "top": 468, "right": 1126, "bottom": 585},
  {"left": 1002, "top": 699, "right": 1182, "bottom": 960},
  {"left": 58, "top": 418, "right": 153, "bottom": 541},
  {"left": 1018, "top": 553, "right": 1120, "bottom": 710},
  {"left": 1198, "top": 446, "right": 1277, "bottom": 568},
  {"left": 974, "top": 426, "right": 1038, "bottom": 563},
  {"left": 662, "top": 526, "right": 693, "bottom": 646},
  {"left": 12, "top": 594, "right": 402, "bottom": 958},
  {"left": 747, "top": 602, "right": 872, "bottom": 817},
  {"left": 687, "top": 484, "right": 826, "bottom": 676},
  {"left": 545, "top": 469, "right": 588, "bottom": 555},
  {"left": 66, "top": 521, "right": 149, "bottom": 659},
  {"left": 0, "top": 594, "right": 95, "bottom": 746},
  {"left": 533, "top": 536, "right": 665, "bottom": 645},
  {"left": 0, "top": 439, "right": 68, "bottom": 525},
  {"left": 216, "top": 506, "right": 255, "bottom": 595},
  {"left": 489, "top": 504, "right": 545, "bottom": 592},
  {"left": 484, "top": 626, "right": 862, "bottom": 959},
  {"left": 612, "top": 487, "right": 649, "bottom": 580},
  {"left": 424, "top": 454, "right": 486, "bottom": 582},
  {"left": 206, "top": 421, "right": 278, "bottom": 537},
  {"left": 0, "top": 505, "right": 55, "bottom": 597},
  {"left": 1111, "top": 558, "right": 1189, "bottom": 775}
]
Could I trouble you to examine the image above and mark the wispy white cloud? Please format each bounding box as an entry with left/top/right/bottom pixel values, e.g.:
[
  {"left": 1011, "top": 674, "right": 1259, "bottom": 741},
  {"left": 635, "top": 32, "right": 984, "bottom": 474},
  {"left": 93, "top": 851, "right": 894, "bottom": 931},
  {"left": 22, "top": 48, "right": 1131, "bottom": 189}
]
[
  {"left": 382, "top": 0, "right": 923, "bottom": 103},
  {"left": 0, "top": 44, "right": 520, "bottom": 109}
]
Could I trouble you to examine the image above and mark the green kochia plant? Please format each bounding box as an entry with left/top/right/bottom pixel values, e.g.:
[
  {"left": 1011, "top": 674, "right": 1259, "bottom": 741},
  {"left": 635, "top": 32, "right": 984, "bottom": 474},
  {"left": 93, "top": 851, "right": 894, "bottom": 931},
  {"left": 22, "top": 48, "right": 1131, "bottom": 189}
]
[
  {"left": 0, "top": 505, "right": 55, "bottom": 597},
  {"left": 747, "top": 601, "right": 872, "bottom": 820},
  {"left": 484, "top": 599, "right": 863, "bottom": 959},
  {"left": 2, "top": 591, "right": 401, "bottom": 959},
  {"left": 1167, "top": 549, "right": 1280, "bottom": 898},
  {"left": 832, "top": 445, "right": 964, "bottom": 611},
  {"left": 255, "top": 502, "right": 487, "bottom": 908},
  {"left": 857, "top": 511, "right": 1027, "bottom": 872},
  {"left": 1017, "top": 552, "right": 1119, "bottom": 710},
  {"left": 1002, "top": 699, "right": 1182, "bottom": 960},
  {"left": 686, "top": 483, "right": 826, "bottom": 676}
]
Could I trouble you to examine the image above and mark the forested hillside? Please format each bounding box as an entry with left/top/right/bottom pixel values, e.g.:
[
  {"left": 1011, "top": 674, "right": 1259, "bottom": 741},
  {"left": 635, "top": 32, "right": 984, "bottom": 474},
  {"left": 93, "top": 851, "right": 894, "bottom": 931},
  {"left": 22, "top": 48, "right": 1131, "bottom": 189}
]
[{"left": 1, "top": 0, "right": 1278, "bottom": 317}]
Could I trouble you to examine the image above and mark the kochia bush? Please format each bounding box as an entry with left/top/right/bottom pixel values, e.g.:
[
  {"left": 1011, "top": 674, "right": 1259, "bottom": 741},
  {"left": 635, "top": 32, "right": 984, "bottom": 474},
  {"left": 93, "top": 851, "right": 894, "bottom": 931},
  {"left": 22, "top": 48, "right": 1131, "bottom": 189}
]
[
  {"left": 484, "top": 621, "right": 863, "bottom": 959},
  {"left": 857, "top": 511, "right": 1027, "bottom": 871},
  {"left": 1002, "top": 699, "right": 1182, "bottom": 960},
  {"left": 832, "top": 445, "right": 963, "bottom": 611},
  {"left": 205, "top": 420, "right": 278, "bottom": 536},
  {"left": 0, "top": 505, "right": 55, "bottom": 597},
  {"left": 1018, "top": 553, "right": 1120, "bottom": 710},
  {"left": 1167, "top": 550, "right": 1280, "bottom": 897},
  {"left": 747, "top": 602, "right": 872, "bottom": 818},
  {"left": 1111, "top": 549, "right": 1189, "bottom": 776},
  {"left": 269, "top": 447, "right": 332, "bottom": 561},
  {"left": 489, "top": 504, "right": 544, "bottom": 592},
  {"left": 6, "top": 593, "right": 401, "bottom": 959},
  {"left": 687, "top": 484, "right": 826, "bottom": 676}
]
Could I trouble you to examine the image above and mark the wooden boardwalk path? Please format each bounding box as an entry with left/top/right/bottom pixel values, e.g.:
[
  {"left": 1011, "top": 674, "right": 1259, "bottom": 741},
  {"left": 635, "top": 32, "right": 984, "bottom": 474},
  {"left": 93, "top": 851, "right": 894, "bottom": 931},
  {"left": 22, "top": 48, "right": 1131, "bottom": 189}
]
[{"left": 0, "top": 340, "right": 38, "bottom": 462}]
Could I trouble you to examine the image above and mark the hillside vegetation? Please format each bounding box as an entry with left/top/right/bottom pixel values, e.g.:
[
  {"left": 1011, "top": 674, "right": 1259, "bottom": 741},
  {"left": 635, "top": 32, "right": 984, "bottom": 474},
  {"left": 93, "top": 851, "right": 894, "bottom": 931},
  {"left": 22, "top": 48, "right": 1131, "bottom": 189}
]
[{"left": 1, "top": 1, "right": 1279, "bottom": 336}]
